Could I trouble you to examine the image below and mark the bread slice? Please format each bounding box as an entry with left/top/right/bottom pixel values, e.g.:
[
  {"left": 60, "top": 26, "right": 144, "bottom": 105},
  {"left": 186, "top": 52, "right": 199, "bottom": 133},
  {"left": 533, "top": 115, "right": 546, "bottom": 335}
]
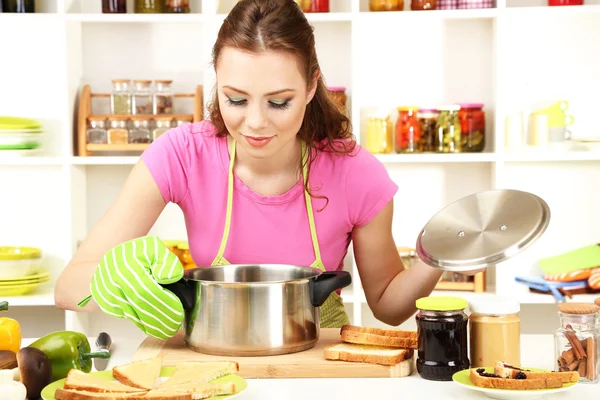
[
  {"left": 156, "top": 361, "right": 239, "bottom": 389},
  {"left": 494, "top": 361, "right": 579, "bottom": 384},
  {"left": 469, "top": 368, "right": 564, "bottom": 390},
  {"left": 340, "top": 324, "right": 418, "bottom": 349},
  {"left": 324, "top": 342, "right": 414, "bottom": 366},
  {"left": 151, "top": 382, "right": 236, "bottom": 399},
  {"left": 113, "top": 357, "right": 163, "bottom": 390},
  {"left": 64, "top": 370, "right": 145, "bottom": 393},
  {"left": 54, "top": 389, "right": 161, "bottom": 400}
]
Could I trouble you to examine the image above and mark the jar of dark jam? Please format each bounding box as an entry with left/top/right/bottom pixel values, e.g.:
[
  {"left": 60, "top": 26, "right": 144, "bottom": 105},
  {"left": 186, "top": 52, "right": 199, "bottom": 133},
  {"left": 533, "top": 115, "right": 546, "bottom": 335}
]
[{"left": 415, "top": 296, "right": 470, "bottom": 381}]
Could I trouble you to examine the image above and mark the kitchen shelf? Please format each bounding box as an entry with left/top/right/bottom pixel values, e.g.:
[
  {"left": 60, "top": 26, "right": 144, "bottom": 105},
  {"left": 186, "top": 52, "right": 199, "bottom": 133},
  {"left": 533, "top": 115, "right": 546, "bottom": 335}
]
[
  {"left": 70, "top": 156, "right": 140, "bottom": 165},
  {"left": 503, "top": 151, "right": 600, "bottom": 162},
  {"left": 66, "top": 13, "right": 206, "bottom": 23},
  {"left": 357, "top": 8, "right": 497, "bottom": 20},
  {"left": 2, "top": 289, "right": 56, "bottom": 307},
  {"left": 375, "top": 152, "right": 498, "bottom": 163},
  {"left": 0, "top": 156, "right": 65, "bottom": 166}
]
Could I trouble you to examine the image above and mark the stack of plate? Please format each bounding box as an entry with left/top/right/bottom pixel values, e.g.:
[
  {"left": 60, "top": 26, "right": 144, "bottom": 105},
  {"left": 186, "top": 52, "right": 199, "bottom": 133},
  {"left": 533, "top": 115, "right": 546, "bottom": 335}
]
[
  {"left": 0, "top": 116, "right": 45, "bottom": 156},
  {"left": 0, "top": 268, "right": 51, "bottom": 296}
]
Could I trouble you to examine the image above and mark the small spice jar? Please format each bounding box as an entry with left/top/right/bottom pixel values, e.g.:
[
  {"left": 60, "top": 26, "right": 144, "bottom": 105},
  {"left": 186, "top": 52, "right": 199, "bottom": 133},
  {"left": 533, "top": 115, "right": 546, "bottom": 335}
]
[
  {"left": 416, "top": 296, "right": 470, "bottom": 381},
  {"left": 102, "top": 0, "right": 126, "bottom": 13},
  {"left": 412, "top": 0, "right": 436, "bottom": 9},
  {"left": 129, "top": 117, "right": 153, "bottom": 144},
  {"left": 2, "top": 0, "right": 34, "bottom": 12},
  {"left": 395, "top": 106, "right": 421, "bottom": 153},
  {"left": 554, "top": 302, "right": 600, "bottom": 383},
  {"left": 327, "top": 87, "right": 347, "bottom": 116},
  {"left": 106, "top": 116, "right": 129, "bottom": 144},
  {"left": 365, "top": 112, "right": 393, "bottom": 154},
  {"left": 469, "top": 296, "right": 521, "bottom": 368},
  {"left": 307, "top": 0, "right": 329, "bottom": 12},
  {"left": 153, "top": 80, "right": 174, "bottom": 115},
  {"left": 110, "top": 79, "right": 132, "bottom": 115},
  {"left": 458, "top": 103, "right": 485, "bottom": 152},
  {"left": 135, "top": 0, "right": 164, "bottom": 13},
  {"left": 369, "top": 0, "right": 404, "bottom": 11},
  {"left": 165, "top": 0, "right": 189, "bottom": 12},
  {"left": 132, "top": 80, "right": 153, "bottom": 115},
  {"left": 86, "top": 117, "right": 108, "bottom": 144},
  {"left": 435, "top": 105, "right": 462, "bottom": 153},
  {"left": 417, "top": 108, "right": 438, "bottom": 152},
  {"left": 175, "top": 115, "right": 193, "bottom": 127},
  {"left": 153, "top": 116, "right": 173, "bottom": 140}
]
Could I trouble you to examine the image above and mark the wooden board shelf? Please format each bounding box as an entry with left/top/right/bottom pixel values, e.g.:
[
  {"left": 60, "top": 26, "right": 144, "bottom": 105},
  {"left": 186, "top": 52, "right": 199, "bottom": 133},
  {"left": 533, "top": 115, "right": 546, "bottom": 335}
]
[{"left": 86, "top": 143, "right": 150, "bottom": 152}]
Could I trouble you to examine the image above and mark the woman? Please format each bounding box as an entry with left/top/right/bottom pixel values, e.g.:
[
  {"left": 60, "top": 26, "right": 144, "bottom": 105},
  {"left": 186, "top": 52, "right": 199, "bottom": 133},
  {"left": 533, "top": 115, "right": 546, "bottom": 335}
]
[{"left": 55, "top": 0, "right": 447, "bottom": 338}]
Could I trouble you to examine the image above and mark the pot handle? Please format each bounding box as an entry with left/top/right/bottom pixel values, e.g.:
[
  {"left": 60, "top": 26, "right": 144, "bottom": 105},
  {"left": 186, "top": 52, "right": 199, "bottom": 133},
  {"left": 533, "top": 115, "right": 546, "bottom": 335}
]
[
  {"left": 161, "top": 280, "right": 195, "bottom": 312},
  {"left": 309, "top": 271, "right": 352, "bottom": 307}
]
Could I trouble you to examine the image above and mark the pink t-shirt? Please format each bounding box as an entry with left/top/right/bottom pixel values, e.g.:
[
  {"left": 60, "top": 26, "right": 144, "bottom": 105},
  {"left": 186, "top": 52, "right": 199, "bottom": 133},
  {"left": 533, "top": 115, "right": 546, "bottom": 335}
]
[{"left": 141, "top": 120, "right": 398, "bottom": 272}]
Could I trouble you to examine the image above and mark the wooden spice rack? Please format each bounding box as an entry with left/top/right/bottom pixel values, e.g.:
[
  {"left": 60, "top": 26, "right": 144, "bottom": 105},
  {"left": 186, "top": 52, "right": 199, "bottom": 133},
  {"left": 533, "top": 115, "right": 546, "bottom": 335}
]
[
  {"left": 76, "top": 84, "right": 204, "bottom": 156},
  {"left": 398, "top": 246, "right": 486, "bottom": 293}
]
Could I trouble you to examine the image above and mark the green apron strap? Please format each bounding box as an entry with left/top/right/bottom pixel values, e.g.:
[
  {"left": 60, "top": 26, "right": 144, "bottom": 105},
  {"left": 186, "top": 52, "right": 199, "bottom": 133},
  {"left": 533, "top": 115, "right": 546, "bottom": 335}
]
[
  {"left": 211, "top": 139, "right": 236, "bottom": 266},
  {"left": 301, "top": 141, "right": 325, "bottom": 272}
]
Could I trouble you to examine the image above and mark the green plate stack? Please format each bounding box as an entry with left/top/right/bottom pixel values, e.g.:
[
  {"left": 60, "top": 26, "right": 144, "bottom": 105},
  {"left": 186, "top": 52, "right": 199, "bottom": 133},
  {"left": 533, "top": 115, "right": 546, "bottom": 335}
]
[{"left": 0, "top": 116, "right": 45, "bottom": 155}]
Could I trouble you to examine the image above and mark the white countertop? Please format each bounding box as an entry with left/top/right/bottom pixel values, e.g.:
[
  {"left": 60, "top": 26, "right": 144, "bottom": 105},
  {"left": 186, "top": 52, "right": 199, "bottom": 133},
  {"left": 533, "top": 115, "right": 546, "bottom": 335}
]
[{"left": 25, "top": 335, "right": 598, "bottom": 399}]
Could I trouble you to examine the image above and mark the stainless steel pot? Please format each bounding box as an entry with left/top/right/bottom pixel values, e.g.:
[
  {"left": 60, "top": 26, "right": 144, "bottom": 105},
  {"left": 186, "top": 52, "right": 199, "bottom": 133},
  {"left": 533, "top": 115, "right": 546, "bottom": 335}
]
[{"left": 163, "top": 264, "right": 351, "bottom": 357}]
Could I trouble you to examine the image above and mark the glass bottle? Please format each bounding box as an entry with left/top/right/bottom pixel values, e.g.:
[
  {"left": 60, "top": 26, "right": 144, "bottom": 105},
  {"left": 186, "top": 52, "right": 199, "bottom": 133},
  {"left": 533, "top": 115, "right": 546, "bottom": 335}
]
[
  {"left": 107, "top": 117, "right": 129, "bottom": 144},
  {"left": 102, "top": 0, "right": 126, "bottom": 13},
  {"left": 458, "top": 103, "right": 486, "bottom": 152},
  {"left": 110, "top": 80, "right": 132, "bottom": 115},
  {"left": 165, "top": 0, "right": 189, "bottom": 12},
  {"left": 153, "top": 80, "right": 174, "bottom": 115},
  {"left": 2, "top": 0, "right": 34, "bottom": 12},
  {"left": 294, "top": 0, "right": 311, "bottom": 12},
  {"left": 369, "top": 0, "right": 403, "bottom": 11},
  {"left": 554, "top": 303, "right": 600, "bottom": 384},
  {"left": 175, "top": 115, "right": 193, "bottom": 127},
  {"left": 415, "top": 296, "right": 470, "bottom": 381},
  {"left": 395, "top": 106, "right": 421, "bottom": 153},
  {"left": 412, "top": 0, "right": 436, "bottom": 9},
  {"left": 365, "top": 112, "right": 393, "bottom": 154},
  {"left": 129, "top": 117, "right": 153, "bottom": 144},
  {"left": 435, "top": 105, "right": 461, "bottom": 153},
  {"left": 86, "top": 117, "right": 108, "bottom": 144},
  {"left": 132, "top": 80, "right": 154, "bottom": 115},
  {"left": 418, "top": 108, "right": 438, "bottom": 152},
  {"left": 153, "top": 117, "right": 173, "bottom": 140},
  {"left": 135, "top": 0, "right": 164, "bottom": 13},
  {"left": 308, "top": 0, "right": 329, "bottom": 12}
]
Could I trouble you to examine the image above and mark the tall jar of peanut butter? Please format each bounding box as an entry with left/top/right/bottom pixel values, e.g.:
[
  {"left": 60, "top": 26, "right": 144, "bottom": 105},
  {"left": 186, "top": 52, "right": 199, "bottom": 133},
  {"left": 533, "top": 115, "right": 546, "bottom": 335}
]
[{"left": 468, "top": 296, "right": 521, "bottom": 368}]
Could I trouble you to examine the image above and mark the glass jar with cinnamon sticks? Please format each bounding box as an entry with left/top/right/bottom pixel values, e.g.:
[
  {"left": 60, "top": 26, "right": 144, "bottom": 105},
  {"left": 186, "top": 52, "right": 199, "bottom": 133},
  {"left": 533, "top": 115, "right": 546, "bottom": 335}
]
[{"left": 554, "top": 302, "right": 599, "bottom": 383}]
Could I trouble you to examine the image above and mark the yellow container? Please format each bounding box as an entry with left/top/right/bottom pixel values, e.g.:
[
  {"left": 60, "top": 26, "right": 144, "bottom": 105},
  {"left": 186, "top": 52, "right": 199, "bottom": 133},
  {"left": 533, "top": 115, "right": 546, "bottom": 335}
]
[{"left": 365, "top": 112, "right": 393, "bottom": 154}]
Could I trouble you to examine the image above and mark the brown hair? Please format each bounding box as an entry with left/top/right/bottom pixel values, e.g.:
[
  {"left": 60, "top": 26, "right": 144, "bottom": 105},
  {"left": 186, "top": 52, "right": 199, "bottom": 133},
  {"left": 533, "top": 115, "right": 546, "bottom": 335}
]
[{"left": 207, "top": 0, "right": 355, "bottom": 207}]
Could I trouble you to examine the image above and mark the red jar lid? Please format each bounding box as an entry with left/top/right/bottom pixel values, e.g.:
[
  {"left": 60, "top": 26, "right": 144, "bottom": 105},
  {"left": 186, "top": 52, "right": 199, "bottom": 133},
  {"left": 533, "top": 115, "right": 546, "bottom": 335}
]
[
  {"left": 327, "top": 86, "right": 346, "bottom": 92},
  {"left": 458, "top": 103, "right": 484, "bottom": 109}
]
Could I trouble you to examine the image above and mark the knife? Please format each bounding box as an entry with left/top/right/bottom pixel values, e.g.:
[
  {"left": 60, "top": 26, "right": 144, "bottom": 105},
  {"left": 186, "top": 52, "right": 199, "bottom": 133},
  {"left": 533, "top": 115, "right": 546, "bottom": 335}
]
[{"left": 94, "top": 332, "right": 112, "bottom": 371}]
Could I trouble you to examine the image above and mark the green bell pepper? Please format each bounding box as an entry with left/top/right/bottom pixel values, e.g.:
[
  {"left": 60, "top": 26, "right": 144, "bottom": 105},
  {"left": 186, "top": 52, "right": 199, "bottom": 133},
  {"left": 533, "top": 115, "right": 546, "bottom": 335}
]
[
  {"left": 28, "top": 331, "right": 110, "bottom": 382},
  {"left": 0, "top": 301, "right": 7, "bottom": 311}
]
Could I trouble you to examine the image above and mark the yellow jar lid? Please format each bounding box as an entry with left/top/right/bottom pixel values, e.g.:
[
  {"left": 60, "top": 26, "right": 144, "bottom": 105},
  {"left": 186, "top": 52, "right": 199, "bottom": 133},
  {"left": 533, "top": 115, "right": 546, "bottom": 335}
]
[
  {"left": 416, "top": 296, "right": 468, "bottom": 311},
  {"left": 0, "top": 246, "right": 42, "bottom": 260},
  {"left": 397, "top": 106, "right": 419, "bottom": 112}
]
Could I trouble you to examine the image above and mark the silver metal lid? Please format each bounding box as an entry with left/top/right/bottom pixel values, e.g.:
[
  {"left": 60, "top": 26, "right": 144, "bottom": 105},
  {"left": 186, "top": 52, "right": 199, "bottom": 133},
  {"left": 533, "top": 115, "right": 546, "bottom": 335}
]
[{"left": 416, "top": 189, "right": 551, "bottom": 272}]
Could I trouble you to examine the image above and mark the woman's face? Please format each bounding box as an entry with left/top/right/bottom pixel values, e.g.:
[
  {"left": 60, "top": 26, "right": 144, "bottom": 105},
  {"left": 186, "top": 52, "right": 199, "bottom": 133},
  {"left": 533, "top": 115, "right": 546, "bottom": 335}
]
[{"left": 216, "top": 47, "right": 316, "bottom": 160}]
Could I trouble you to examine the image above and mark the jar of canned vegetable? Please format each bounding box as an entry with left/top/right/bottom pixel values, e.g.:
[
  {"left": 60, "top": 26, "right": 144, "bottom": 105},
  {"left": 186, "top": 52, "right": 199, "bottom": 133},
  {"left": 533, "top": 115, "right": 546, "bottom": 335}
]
[
  {"left": 458, "top": 103, "right": 485, "bottom": 152},
  {"left": 435, "top": 105, "right": 461, "bottom": 153},
  {"left": 418, "top": 108, "right": 438, "bottom": 152},
  {"left": 365, "top": 112, "right": 394, "bottom": 154},
  {"left": 395, "top": 106, "right": 421, "bottom": 153}
]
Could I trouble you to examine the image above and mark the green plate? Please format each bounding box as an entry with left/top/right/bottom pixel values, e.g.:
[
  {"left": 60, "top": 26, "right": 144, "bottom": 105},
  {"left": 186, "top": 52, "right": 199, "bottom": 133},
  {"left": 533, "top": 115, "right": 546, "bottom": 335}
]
[
  {"left": 0, "top": 116, "right": 41, "bottom": 130},
  {"left": 453, "top": 367, "right": 577, "bottom": 400},
  {"left": 41, "top": 367, "right": 248, "bottom": 400}
]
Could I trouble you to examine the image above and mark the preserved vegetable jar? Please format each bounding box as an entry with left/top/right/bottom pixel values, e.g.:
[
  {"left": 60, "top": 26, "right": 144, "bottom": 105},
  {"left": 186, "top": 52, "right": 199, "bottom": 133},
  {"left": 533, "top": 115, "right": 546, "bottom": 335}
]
[
  {"left": 165, "top": 0, "right": 189, "bottom": 13},
  {"left": 469, "top": 296, "right": 521, "bottom": 368},
  {"left": 153, "top": 116, "right": 173, "bottom": 140},
  {"left": 412, "top": 0, "right": 436, "bottom": 9},
  {"left": 107, "top": 117, "right": 129, "bottom": 144},
  {"left": 458, "top": 0, "right": 492, "bottom": 8},
  {"left": 417, "top": 108, "right": 438, "bottom": 152},
  {"left": 435, "top": 105, "right": 461, "bottom": 153},
  {"left": 132, "top": 80, "right": 153, "bottom": 115},
  {"left": 395, "top": 106, "right": 421, "bottom": 153},
  {"left": 554, "top": 302, "right": 599, "bottom": 383},
  {"left": 153, "top": 80, "right": 174, "bottom": 114},
  {"left": 110, "top": 79, "right": 132, "bottom": 115},
  {"left": 369, "top": 0, "right": 404, "bottom": 11},
  {"left": 129, "top": 117, "right": 152, "bottom": 143},
  {"left": 365, "top": 112, "right": 393, "bottom": 154},
  {"left": 2, "top": 0, "right": 34, "bottom": 12},
  {"left": 102, "top": 0, "right": 126, "bottom": 13},
  {"left": 308, "top": 0, "right": 329, "bottom": 12},
  {"left": 416, "top": 296, "right": 469, "bottom": 381},
  {"left": 327, "top": 87, "right": 347, "bottom": 116},
  {"left": 294, "top": 0, "right": 311, "bottom": 12},
  {"left": 437, "top": 0, "right": 458, "bottom": 9},
  {"left": 86, "top": 117, "right": 108, "bottom": 144},
  {"left": 458, "top": 103, "right": 485, "bottom": 152},
  {"left": 135, "top": 0, "right": 164, "bottom": 13}
]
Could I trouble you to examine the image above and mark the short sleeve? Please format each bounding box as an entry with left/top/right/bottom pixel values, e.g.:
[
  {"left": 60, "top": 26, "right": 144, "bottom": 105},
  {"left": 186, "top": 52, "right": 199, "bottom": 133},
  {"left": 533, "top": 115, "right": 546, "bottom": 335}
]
[
  {"left": 141, "top": 123, "right": 194, "bottom": 204},
  {"left": 345, "top": 146, "right": 399, "bottom": 228}
]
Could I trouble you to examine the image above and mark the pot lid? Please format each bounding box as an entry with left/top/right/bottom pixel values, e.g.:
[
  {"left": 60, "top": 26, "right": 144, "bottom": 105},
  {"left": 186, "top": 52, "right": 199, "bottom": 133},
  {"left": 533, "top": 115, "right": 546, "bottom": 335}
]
[{"left": 416, "top": 189, "right": 551, "bottom": 272}]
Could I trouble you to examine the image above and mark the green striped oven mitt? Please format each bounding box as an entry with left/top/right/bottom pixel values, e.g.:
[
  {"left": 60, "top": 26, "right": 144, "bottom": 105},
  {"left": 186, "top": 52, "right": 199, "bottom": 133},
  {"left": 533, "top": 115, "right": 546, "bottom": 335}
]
[{"left": 78, "top": 236, "right": 185, "bottom": 340}]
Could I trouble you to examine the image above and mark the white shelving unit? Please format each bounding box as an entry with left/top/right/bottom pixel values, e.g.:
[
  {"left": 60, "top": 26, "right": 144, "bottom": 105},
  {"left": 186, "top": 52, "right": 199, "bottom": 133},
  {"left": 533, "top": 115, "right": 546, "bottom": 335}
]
[{"left": 1, "top": 0, "right": 599, "bottom": 339}]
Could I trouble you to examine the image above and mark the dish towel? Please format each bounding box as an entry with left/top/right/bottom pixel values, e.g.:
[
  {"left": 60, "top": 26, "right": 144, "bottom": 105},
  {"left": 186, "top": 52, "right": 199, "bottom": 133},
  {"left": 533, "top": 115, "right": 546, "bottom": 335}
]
[
  {"left": 537, "top": 243, "right": 600, "bottom": 274},
  {"left": 78, "top": 236, "right": 185, "bottom": 340}
]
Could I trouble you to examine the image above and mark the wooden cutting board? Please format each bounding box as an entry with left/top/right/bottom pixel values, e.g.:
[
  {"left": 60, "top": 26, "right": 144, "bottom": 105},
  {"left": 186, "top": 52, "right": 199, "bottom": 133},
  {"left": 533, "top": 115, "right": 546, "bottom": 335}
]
[{"left": 133, "top": 328, "right": 414, "bottom": 379}]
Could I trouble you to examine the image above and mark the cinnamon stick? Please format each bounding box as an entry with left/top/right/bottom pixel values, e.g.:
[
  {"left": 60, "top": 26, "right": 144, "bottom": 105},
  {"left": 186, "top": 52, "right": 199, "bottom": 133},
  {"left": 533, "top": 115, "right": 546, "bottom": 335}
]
[
  {"left": 577, "top": 358, "right": 587, "bottom": 377},
  {"left": 564, "top": 324, "right": 587, "bottom": 360},
  {"left": 586, "top": 337, "right": 596, "bottom": 381},
  {"left": 560, "top": 348, "right": 575, "bottom": 366},
  {"left": 567, "top": 359, "right": 580, "bottom": 371}
]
